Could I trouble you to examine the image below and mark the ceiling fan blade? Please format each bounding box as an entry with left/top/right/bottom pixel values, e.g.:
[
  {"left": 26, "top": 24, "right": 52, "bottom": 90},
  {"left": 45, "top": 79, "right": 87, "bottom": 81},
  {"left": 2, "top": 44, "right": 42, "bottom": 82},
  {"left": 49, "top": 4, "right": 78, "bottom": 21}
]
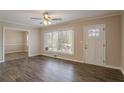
[
  {"left": 40, "top": 22, "right": 42, "bottom": 24},
  {"left": 52, "top": 18, "right": 62, "bottom": 21},
  {"left": 30, "top": 17, "right": 42, "bottom": 20}
]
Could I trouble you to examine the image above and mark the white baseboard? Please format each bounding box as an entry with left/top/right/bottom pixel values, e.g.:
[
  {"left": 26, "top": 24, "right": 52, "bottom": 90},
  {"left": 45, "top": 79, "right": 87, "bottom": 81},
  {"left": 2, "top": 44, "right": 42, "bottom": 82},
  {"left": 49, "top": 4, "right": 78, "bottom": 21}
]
[
  {"left": 102, "top": 65, "right": 121, "bottom": 70},
  {"left": 82, "top": 62, "right": 121, "bottom": 70},
  {"left": 41, "top": 54, "right": 83, "bottom": 63},
  {"left": 29, "top": 53, "right": 40, "bottom": 57},
  {"left": 41, "top": 53, "right": 122, "bottom": 71},
  {"left": 5, "top": 50, "right": 27, "bottom": 54},
  {"left": 121, "top": 68, "right": 124, "bottom": 75}
]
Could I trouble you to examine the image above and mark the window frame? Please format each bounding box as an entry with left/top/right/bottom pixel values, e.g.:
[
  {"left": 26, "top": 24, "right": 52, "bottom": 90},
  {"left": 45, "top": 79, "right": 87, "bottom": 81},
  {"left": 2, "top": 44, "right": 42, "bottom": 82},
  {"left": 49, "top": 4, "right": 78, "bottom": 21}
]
[{"left": 43, "top": 29, "right": 74, "bottom": 55}]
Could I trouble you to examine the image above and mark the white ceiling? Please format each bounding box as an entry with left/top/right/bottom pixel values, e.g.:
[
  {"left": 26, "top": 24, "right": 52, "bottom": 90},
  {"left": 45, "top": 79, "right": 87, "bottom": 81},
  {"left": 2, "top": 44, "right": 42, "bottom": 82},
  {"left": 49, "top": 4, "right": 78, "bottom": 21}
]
[{"left": 0, "top": 10, "right": 121, "bottom": 28}]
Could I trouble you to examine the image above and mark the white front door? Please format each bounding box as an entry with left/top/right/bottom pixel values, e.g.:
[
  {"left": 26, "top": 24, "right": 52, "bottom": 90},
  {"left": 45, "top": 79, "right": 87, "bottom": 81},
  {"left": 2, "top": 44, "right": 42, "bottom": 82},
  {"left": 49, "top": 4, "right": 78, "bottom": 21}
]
[{"left": 83, "top": 24, "right": 106, "bottom": 66}]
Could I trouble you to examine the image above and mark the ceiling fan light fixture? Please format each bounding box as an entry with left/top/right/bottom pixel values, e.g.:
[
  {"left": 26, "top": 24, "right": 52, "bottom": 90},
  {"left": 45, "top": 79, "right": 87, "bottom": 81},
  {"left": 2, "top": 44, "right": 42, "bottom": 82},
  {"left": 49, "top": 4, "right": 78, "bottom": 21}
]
[
  {"left": 43, "top": 20, "right": 51, "bottom": 25},
  {"left": 43, "top": 12, "right": 50, "bottom": 20},
  {"left": 48, "top": 21, "right": 51, "bottom": 24},
  {"left": 43, "top": 20, "right": 48, "bottom": 25},
  {"left": 44, "top": 14, "right": 49, "bottom": 19},
  {"left": 31, "top": 11, "right": 62, "bottom": 26}
]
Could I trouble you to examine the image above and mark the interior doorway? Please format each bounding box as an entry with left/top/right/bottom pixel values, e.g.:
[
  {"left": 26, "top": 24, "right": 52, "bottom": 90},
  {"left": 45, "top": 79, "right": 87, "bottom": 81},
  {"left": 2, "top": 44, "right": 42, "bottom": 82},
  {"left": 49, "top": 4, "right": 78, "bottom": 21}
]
[
  {"left": 3, "top": 28, "right": 29, "bottom": 61},
  {"left": 83, "top": 24, "right": 106, "bottom": 66}
]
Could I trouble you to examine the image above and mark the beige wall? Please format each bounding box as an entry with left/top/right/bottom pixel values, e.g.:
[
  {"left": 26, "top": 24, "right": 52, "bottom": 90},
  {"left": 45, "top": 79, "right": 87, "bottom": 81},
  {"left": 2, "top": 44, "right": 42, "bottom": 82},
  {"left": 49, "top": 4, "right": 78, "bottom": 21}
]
[
  {"left": 41, "top": 15, "right": 121, "bottom": 67},
  {"left": 5, "top": 30, "right": 27, "bottom": 53},
  {"left": 0, "top": 15, "right": 121, "bottom": 67},
  {"left": 0, "top": 22, "right": 41, "bottom": 62},
  {"left": 28, "top": 29, "right": 41, "bottom": 56},
  {"left": 121, "top": 13, "right": 124, "bottom": 71},
  {"left": 0, "top": 25, "right": 3, "bottom": 62}
]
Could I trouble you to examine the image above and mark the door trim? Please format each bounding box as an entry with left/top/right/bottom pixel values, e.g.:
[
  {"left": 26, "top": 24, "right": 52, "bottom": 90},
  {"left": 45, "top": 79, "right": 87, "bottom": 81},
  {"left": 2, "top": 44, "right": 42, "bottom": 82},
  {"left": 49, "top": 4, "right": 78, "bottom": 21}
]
[
  {"left": 2, "top": 27, "right": 30, "bottom": 62},
  {"left": 83, "top": 24, "right": 106, "bottom": 67}
]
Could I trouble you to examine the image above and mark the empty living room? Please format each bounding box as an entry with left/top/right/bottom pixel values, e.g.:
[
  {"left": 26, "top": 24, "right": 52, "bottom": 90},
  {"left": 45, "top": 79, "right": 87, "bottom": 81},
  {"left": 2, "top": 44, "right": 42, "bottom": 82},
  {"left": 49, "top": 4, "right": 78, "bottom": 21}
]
[
  {"left": 1, "top": 0, "right": 124, "bottom": 93},
  {"left": 0, "top": 10, "right": 124, "bottom": 82}
]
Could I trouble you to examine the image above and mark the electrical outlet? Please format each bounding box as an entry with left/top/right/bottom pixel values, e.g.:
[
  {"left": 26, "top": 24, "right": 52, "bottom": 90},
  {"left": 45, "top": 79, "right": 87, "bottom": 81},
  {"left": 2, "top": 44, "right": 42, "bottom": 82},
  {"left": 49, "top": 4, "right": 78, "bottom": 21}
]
[{"left": 54, "top": 55, "right": 57, "bottom": 57}]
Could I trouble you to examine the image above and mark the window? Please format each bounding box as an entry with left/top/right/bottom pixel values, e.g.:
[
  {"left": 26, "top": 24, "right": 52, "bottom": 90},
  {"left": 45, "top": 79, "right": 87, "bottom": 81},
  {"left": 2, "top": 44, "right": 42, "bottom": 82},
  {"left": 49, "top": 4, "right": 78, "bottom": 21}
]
[
  {"left": 88, "top": 29, "right": 100, "bottom": 37},
  {"left": 44, "top": 30, "right": 74, "bottom": 54}
]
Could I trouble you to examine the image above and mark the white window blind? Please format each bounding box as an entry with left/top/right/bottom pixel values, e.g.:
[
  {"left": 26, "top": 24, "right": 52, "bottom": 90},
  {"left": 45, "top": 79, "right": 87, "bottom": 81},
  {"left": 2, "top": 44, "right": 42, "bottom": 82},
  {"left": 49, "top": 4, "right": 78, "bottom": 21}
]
[{"left": 44, "top": 30, "right": 74, "bottom": 54}]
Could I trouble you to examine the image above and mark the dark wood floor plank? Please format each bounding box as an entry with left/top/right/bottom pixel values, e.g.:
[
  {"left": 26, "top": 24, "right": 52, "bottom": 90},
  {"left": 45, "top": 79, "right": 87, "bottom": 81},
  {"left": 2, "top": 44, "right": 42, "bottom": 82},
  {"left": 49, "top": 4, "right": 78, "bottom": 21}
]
[
  {"left": 0, "top": 54, "right": 124, "bottom": 82},
  {"left": 5, "top": 52, "right": 28, "bottom": 61}
]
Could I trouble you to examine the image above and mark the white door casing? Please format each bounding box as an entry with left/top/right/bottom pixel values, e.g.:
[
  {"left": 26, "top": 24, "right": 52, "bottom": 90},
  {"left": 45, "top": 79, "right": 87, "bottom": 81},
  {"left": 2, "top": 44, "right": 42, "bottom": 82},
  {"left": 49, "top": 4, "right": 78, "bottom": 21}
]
[
  {"left": 83, "top": 24, "right": 106, "bottom": 66},
  {"left": 2, "top": 27, "right": 30, "bottom": 62}
]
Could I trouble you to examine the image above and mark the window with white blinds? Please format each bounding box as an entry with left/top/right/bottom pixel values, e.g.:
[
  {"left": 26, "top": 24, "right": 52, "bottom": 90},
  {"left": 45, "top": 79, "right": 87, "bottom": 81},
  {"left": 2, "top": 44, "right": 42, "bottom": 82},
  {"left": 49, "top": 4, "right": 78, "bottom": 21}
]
[{"left": 44, "top": 30, "right": 74, "bottom": 54}]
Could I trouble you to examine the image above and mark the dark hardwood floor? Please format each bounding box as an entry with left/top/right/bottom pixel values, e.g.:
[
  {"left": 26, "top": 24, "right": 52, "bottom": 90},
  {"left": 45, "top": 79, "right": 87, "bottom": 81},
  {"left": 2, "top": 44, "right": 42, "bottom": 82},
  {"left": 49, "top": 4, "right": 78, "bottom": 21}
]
[
  {"left": 0, "top": 55, "right": 124, "bottom": 82},
  {"left": 5, "top": 52, "right": 28, "bottom": 61}
]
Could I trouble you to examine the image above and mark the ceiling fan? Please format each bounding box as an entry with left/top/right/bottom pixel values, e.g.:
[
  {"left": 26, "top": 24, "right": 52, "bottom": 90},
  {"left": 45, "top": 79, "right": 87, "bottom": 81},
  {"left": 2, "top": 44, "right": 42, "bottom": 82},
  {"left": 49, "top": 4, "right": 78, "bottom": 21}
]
[{"left": 31, "top": 12, "right": 62, "bottom": 25}]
